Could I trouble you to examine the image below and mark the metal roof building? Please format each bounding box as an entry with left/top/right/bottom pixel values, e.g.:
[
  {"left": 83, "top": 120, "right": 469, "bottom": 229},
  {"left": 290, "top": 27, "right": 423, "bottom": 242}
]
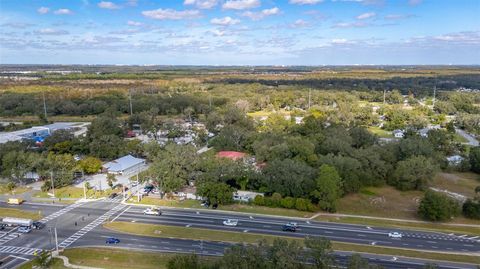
[{"left": 103, "top": 155, "right": 146, "bottom": 175}]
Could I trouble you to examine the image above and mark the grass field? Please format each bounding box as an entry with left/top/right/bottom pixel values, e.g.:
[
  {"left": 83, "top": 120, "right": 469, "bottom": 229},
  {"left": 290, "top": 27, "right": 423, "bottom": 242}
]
[
  {"left": 34, "top": 186, "right": 115, "bottom": 199},
  {"left": 431, "top": 172, "right": 480, "bottom": 199},
  {"left": 17, "top": 248, "right": 191, "bottom": 269},
  {"left": 0, "top": 208, "right": 42, "bottom": 220},
  {"left": 105, "top": 221, "right": 480, "bottom": 264},
  {"left": 0, "top": 184, "right": 32, "bottom": 195},
  {"left": 367, "top": 126, "right": 393, "bottom": 138},
  {"left": 337, "top": 186, "right": 423, "bottom": 220}
]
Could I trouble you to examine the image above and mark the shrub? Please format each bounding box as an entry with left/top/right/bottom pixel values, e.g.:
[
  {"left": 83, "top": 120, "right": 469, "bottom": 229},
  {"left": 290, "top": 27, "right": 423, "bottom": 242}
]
[
  {"left": 253, "top": 195, "right": 265, "bottom": 206},
  {"left": 271, "top": 192, "right": 282, "bottom": 207},
  {"left": 418, "top": 190, "right": 460, "bottom": 221},
  {"left": 280, "top": 197, "right": 296, "bottom": 209},
  {"left": 462, "top": 199, "right": 480, "bottom": 219},
  {"left": 295, "top": 198, "right": 309, "bottom": 211}
]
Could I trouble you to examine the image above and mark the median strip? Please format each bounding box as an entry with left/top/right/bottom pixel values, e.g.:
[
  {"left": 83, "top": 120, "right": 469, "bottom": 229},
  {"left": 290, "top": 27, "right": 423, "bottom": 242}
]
[{"left": 104, "top": 221, "right": 480, "bottom": 265}]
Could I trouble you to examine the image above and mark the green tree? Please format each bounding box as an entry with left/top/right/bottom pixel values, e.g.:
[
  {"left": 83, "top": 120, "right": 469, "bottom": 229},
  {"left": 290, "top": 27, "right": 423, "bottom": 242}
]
[
  {"left": 145, "top": 144, "right": 197, "bottom": 195},
  {"left": 462, "top": 199, "right": 480, "bottom": 219},
  {"left": 304, "top": 236, "right": 335, "bottom": 269},
  {"left": 347, "top": 254, "right": 369, "bottom": 269},
  {"left": 262, "top": 159, "right": 315, "bottom": 198},
  {"left": 78, "top": 156, "right": 102, "bottom": 174},
  {"left": 418, "top": 190, "right": 460, "bottom": 221},
  {"left": 469, "top": 147, "right": 480, "bottom": 174},
  {"left": 391, "top": 156, "right": 438, "bottom": 191},
  {"left": 311, "top": 165, "right": 342, "bottom": 212},
  {"left": 33, "top": 251, "right": 51, "bottom": 268},
  {"left": 107, "top": 173, "right": 117, "bottom": 189},
  {"left": 196, "top": 181, "right": 233, "bottom": 205}
]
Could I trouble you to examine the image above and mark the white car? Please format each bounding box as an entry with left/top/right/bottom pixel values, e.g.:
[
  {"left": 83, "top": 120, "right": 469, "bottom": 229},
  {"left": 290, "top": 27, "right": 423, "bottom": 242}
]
[
  {"left": 18, "top": 226, "right": 32, "bottom": 233},
  {"left": 143, "top": 208, "right": 161, "bottom": 216},
  {"left": 388, "top": 232, "right": 403, "bottom": 238},
  {"left": 223, "top": 219, "right": 238, "bottom": 226},
  {"left": 287, "top": 222, "right": 298, "bottom": 228}
]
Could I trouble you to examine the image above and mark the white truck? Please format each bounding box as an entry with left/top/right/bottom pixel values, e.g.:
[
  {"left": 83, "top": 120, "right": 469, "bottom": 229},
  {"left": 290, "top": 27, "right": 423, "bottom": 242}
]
[{"left": 1, "top": 217, "right": 33, "bottom": 227}]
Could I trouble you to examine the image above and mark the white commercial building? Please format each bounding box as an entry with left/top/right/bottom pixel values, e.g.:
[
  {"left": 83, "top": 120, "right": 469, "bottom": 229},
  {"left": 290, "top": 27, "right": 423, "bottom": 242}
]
[{"left": 102, "top": 155, "right": 146, "bottom": 175}]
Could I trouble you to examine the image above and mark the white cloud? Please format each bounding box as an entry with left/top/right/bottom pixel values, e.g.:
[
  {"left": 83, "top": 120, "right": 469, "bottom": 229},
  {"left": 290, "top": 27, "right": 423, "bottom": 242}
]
[
  {"left": 242, "top": 7, "right": 280, "bottom": 20},
  {"left": 408, "top": 0, "right": 422, "bottom": 6},
  {"left": 289, "top": 0, "right": 323, "bottom": 5},
  {"left": 331, "top": 38, "right": 355, "bottom": 44},
  {"left": 184, "top": 0, "right": 218, "bottom": 9},
  {"left": 332, "top": 0, "right": 384, "bottom": 5},
  {"left": 356, "top": 12, "right": 376, "bottom": 19},
  {"left": 142, "top": 9, "right": 201, "bottom": 20},
  {"left": 125, "top": 0, "right": 138, "bottom": 6},
  {"left": 98, "top": 1, "right": 121, "bottom": 9},
  {"left": 333, "top": 21, "right": 369, "bottom": 28},
  {"left": 37, "top": 7, "right": 50, "bottom": 14},
  {"left": 54, "top": 9, "right": 73, "bottom": 15},
  {"left": 223, "top": 0, "right": 260, "bottom": 10},
  {"left": 34, "top": 28, "right": 69, "bottom": 35},
  {"left": 127, "top": 20, "right": 142, "bottom": 26},
  {"left": 210, "top": 16, "right": 240, "bottom": 26},
  {"left": 291, "top": 19, "right": 308, "bottom": 28},
  {"left": 384, "top": 14, "right": 413, "bottom": 20}
]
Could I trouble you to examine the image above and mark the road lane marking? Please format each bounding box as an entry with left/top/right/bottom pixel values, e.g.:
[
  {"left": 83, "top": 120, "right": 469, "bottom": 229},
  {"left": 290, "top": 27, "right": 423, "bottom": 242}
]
[{"left": 111, "top": 206, "right": 131, "bottom": 222}]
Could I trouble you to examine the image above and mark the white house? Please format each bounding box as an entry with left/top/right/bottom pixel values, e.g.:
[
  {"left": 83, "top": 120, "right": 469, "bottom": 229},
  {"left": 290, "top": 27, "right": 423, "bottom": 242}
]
[
  {"left": 103, "top": 155, "right": 146, "bottom": 175},
  {"left": 446, "top": 155, "right": 464, "bottom": 166},
  {"left": 393, "top": 129, "right": 405, "bottom": 138}
]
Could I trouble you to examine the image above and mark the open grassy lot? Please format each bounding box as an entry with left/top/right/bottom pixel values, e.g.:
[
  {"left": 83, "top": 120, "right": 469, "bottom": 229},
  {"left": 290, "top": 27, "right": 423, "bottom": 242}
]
[
  {"left": 337, "top": 186, "right": 422, "bottom": 220},
  {"left": 431, "top": 172, "right": 480, "bottom": 199},
  {"left": 34, "top": 186, "right": 115, "bottom": 199},
  {"left": 17, "top": 248, "right": 191, "bottom": 269},
  {"left": 367, "top": 126, "right": 393, "bottom": 138},
  {"left": 105, "top": 221, "right": 480, "bottom": 264},
  {"left": 0, "top": 208, "right": 42, "bottom": 220},
  {"left": 0, "top": 184, "right": 32, "bottom": 195}
]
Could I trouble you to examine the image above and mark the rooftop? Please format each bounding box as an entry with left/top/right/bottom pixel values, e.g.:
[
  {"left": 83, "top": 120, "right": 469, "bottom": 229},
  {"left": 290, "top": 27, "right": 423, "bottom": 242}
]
[
  {"left": 216, "top": 151, "right": 247, "bottom": 161},
  {"left": 103, "top": 154, "right": 145, "bottom": 172}
]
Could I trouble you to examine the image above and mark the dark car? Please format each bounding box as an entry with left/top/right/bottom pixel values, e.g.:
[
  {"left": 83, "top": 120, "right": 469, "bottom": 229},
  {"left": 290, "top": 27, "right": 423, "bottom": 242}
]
[
  {"left": 32, "top": 221, "right": 45, "bottom": 230},
  {"left": 282, "top": 224, "right": 297, "bottom": 232},
  {"left": 105, "top": 237, "right": 120, "bottom": 244},
  {"left": 212, "top": 203, "right": 218, "bottom": 209},
  {"left": 108, "top": 193, "right": 118, "bottom": 199},
  {"left": 0, "top": 224, "right": 6, "bottom": 230}
]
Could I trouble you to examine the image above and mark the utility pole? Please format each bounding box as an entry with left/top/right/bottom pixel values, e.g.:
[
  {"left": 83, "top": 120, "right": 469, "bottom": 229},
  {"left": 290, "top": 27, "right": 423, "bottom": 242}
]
[
  {"left": 432, "top": 80, "right": 437, "bottom": 109},
  {"left": 50, "top": 171, "right": 55, "bottom": 198},
  {"left": 137, "top": 172, "right": 140, "bottom": 202},
  {"left": 83, "top": 170, "right": 87, "bottom": 200},
  {"left": 308, "top": 89, "right": 311, "bottom": 109},
  {"left": 54, "top": 227, "right": 59, "bottom": 252},
  {"left": 129, "top": 89, "right": 133, "bottom": 116},
  {"left": 383, "top": 90, "right": 386, "bottom": 105},
  {"left": 42, "top": 91, "right": 48, "bottom": 122}
]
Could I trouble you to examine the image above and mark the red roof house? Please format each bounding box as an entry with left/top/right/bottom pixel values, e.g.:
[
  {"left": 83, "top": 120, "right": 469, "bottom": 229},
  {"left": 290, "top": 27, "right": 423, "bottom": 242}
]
[{"left": 216, "top": 151, "right": 247, "bottom": 161}]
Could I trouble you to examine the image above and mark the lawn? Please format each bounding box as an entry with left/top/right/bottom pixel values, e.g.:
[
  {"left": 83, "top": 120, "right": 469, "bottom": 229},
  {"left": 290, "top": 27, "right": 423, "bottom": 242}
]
[
  {"left": 367, "top": 126, "right": 393, "bottom": 138},
  {"left": 105, "top": 221, "right": 480, "bottom": 264},
  {"left": 337, "top": 186, "right": 423, "bottom": 220},
  {"left": 431, "top": 172, "right": 480, "bottom": 199},
  {"left": 0, "top": 208, "right": 42, "bottom": 220},
  {"left": 0, "top": 184, "right": 32, "bottom": 195},
  {"left": 17, "top": 248, "right": 191, "bottom": 269},
  {"left": 34, "top": 186, "right": 115, "bottom": 199}
]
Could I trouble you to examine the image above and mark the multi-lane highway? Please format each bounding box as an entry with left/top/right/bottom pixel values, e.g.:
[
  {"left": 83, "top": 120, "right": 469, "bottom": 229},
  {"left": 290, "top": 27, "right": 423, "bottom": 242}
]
[{"left": 0, "top": 199, "right": 479, "bottom": 269}]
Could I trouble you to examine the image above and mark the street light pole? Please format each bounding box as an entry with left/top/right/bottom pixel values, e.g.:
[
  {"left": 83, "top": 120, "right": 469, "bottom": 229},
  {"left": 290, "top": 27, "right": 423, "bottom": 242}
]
[
  {"left": 50, "top": 171, "right": 55, "bottom": 198},
  {"left": 54, "top": 227, "right": 59, "bottom": 252}
]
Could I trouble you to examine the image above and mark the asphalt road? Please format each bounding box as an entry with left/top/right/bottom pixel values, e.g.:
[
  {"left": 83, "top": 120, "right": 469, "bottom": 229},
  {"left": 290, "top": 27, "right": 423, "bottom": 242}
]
[{"left": 1, "top": 200, "right": 479, "bottom": 269}]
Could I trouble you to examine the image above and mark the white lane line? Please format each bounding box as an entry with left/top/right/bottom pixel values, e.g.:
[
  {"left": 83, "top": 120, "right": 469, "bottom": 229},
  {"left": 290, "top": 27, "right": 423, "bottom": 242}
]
[
  {"left": 9, "top": 255, "right": 29, "bottom": 261},
  {"left": 111, "top": 206, "right": 131, "bottom": 222}
]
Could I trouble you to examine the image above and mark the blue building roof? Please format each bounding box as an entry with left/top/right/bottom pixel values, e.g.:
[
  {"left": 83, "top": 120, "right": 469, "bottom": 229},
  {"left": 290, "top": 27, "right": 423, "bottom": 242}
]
[{"left": 103, "top": 155, "right": 145, "bottom": 172}]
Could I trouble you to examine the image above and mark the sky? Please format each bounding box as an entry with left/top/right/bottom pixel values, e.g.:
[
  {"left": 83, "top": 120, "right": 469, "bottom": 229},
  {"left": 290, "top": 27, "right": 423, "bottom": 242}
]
[{"left": 0, "top": 0, "right": 479, "bottom": 65}]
